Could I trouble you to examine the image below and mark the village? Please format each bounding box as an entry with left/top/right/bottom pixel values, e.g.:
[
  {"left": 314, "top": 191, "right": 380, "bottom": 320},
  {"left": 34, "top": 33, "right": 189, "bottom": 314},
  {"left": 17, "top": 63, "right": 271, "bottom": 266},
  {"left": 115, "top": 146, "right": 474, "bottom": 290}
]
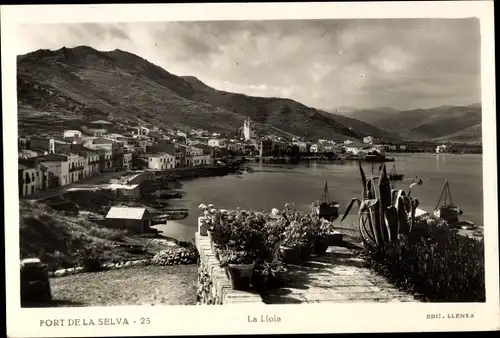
[{"left": 19, "top": 116, "right": 420, "bottom": 199}]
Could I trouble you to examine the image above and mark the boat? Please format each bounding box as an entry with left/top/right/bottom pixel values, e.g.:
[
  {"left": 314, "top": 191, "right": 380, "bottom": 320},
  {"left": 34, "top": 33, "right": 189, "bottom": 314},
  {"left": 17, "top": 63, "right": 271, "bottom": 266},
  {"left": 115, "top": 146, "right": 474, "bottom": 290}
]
[
  {"left": 312, "top": 181, "right": 340, "bottom": 220},
  {"left": 459, "top": 220, "right": 476, "bottom": 230},
  {"left": 364, "top": 153, "right": 395, "bottom": 163},
  {"left": 388, "top": 163, "right": 404, "bottom": 181},
  {"left": 433, "top": 180, "right": 463, "bottom": 224}
]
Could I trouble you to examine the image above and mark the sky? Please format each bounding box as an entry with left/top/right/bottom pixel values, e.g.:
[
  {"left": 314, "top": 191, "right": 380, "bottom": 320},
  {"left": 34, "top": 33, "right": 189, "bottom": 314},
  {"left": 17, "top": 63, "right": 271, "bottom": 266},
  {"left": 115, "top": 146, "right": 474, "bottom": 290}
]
[{"left": 14, "top": 19, "right": 481, "bottom": 111}]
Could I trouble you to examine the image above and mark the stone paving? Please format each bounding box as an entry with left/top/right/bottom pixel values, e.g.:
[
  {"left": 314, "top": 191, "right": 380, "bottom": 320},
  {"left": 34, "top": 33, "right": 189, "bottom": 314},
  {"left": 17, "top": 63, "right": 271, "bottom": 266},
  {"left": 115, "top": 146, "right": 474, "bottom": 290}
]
[
  {"left": 262, "top": 245, "right": 415, "bottom": 304},
  {"left": 195, "top": 233, "right": 416, "bottom": 305}
]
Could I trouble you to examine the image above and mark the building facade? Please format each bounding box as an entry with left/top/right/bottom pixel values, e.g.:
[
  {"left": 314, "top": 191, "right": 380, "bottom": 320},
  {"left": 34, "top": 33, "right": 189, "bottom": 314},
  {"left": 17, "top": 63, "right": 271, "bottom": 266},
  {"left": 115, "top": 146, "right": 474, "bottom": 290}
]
[
  {"left": 29, "top": 137, "right": 55, "bottom": 154},
  {"left": 37, "top": 154, "right": 70, "bottom": 188},
  {"left": 18, "top": 160, "right": 47, "bottom": 197},
  {"left": 123, "top": 152, "right": 133, "bottom": 170},
  {"left": 208, "top": 138, "right": 228, "bottom": 148},
  {"left": 63, "top": 130, "right": 82, "bottom": 139},
  {"left": 140, "top": 153, "right": 175, "bottom": 170}
]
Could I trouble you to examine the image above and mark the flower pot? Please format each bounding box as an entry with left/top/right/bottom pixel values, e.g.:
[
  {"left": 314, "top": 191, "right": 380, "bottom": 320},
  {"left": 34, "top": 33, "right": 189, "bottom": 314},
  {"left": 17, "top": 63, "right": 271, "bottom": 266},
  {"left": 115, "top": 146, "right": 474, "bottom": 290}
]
[
  {"left": 313, "top": 237, "right": 329, "bottom": 254},
  {"left": 267, "top": 268, "right": 288, "bottom": 288},
  {"left": 327, "top": 232, "right": 344, "bottom": 246},
  {"left": 226, "top": 262, "right": 255, "bottom": 291},
  {"left": 279, "top": 245, "right": 301, "bottom": 264},
  {"left": 251, "top": 272, "right": 269, "bottom": 293},
  {"left": 299, "top": 245, "right": 313, "bottom": 261},
  {"left": 207, "top": 231, "right": 215, "bottom": 250},
  {"left": 198, "top": 217, "right": 209, "bottom": 236},
  {"left": 271, "top": 268, "right": 288, "bottom": 281}
]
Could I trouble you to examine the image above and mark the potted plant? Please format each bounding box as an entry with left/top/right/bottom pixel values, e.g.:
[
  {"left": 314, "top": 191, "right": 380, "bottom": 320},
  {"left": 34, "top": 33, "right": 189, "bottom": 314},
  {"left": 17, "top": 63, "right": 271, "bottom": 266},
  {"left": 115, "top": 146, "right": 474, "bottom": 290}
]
[
  {"left": 198, "top": 204, "right": 211, "bottom": 236},
  {"left": 267, "top": 259, "right": 288, "bottom": 288},
  {"left": 251, "top": 262, "right": 271, "bottom": 294},
  {"left": 327, "top": 230, "right": 344, "bottom": 246},
  {"left": 313, "top": 219, "right": 332, "bottom": 254},
  {"left": 279, "top": 221, "right": 306, "bottom": 264},
  {"left": 298, "top": 213, "right": 320, "bottom": 260},
  {"left": 207, "top": 212, "right": 232, "bottom": 254},
  {"left": 219, "top": 249, "right": 255, "bottom": 291}
]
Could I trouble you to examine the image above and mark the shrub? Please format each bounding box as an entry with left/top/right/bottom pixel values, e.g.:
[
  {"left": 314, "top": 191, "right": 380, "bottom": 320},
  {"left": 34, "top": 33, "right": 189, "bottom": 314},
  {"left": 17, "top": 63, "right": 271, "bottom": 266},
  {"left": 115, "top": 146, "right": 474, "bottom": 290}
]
[
  {"left": 152, "top": 247, "right": 199, "bottom": 266},
  {"left": 73, "top": 244, "right": 105, "bottom": 272},
  {"left": 365, "top": 220, "right": 485, "bottom": 302}
]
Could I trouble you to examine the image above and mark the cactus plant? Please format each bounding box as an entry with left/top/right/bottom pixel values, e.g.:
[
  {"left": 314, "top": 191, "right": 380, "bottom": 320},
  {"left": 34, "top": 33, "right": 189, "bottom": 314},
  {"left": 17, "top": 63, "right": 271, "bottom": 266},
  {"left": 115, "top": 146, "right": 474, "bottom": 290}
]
[{"left": 341, "top": 161, "right": 422, "bottom": 252}]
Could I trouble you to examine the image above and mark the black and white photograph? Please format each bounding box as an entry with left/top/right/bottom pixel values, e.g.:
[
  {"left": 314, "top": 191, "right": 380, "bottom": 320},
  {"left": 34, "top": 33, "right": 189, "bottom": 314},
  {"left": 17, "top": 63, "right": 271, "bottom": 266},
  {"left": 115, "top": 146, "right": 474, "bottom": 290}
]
[{"left": 3, "top": 2, "right": 498, "bottom": 337}]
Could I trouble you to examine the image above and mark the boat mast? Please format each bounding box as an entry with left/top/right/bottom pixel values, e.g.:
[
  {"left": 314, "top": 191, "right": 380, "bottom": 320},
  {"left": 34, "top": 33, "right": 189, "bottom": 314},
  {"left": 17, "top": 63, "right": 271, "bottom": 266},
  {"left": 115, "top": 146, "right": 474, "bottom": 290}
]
[
  {"left": 321, "top": 181, "right": 329, "bottom": 204},
  {"left": 434, "top": 180, "right": 453, "bottom": 210}
]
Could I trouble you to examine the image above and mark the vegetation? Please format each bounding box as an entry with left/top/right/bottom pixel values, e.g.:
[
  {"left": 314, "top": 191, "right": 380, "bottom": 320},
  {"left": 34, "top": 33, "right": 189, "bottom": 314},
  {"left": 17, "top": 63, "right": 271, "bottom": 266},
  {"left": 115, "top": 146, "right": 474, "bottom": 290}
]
[
  {"left": 19, "top": 200, "right": 172, "bottom": 271},
  {"left": 339, "top": 162, "right": 485, "bottom": 302},
  {"left": 20, "top": 200, "right": 127, "bottom": 271},
  {"left": 364, "top": 217, "right": 485, "bottom": 302},
  {"left": 199, "top": 202, "right": 335, "bottom": 281},
  {"left": 341, "top": 161, "right": 422, "bottom": 252}
]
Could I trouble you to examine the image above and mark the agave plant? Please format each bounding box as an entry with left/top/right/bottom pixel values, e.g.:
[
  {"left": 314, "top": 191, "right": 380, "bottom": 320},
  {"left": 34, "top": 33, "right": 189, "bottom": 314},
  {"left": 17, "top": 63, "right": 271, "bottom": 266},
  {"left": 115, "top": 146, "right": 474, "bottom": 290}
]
[{"left": 341, "top": 161, "right": 422, "bottom": 252}]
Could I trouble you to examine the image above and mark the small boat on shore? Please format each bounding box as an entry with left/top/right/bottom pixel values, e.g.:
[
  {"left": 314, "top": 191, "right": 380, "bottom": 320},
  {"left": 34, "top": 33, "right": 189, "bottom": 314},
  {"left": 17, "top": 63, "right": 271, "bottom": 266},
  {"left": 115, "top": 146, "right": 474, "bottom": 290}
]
[
  {"left": 433, "top": 180, "right": 463, "bottom": 224},
  {"left": 312, "top": 181, "right": 340, "bottom": 220}
]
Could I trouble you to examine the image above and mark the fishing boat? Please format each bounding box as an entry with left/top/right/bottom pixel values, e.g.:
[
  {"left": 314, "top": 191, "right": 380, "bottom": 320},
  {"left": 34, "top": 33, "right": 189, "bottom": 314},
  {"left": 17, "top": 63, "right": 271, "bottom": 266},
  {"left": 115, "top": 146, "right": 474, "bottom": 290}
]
[
  {"left": 388, "top": 163, "right": 404, "bottom": 181},
  {"left": 459, "top": 220, "right": 476, "bottom": 230},
  {"left": 312, "top": 181, "right": 340, "bottom": 220},
  {"left": 433, "top": 180, "right": 463, "bottom": 224}
]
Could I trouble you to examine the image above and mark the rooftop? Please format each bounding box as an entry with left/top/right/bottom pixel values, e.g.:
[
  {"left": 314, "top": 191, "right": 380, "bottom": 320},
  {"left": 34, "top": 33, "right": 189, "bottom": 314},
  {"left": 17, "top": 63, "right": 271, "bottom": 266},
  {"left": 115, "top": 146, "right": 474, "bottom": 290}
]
[
  {"left": 106, "top": 207, "right": 148, "bottom": 220},
  {"left": 36, "top": 153, "right": 68, "bottom": 162},
  {"left": 90, "top": 120, "right": 112, "bottom": 125}
]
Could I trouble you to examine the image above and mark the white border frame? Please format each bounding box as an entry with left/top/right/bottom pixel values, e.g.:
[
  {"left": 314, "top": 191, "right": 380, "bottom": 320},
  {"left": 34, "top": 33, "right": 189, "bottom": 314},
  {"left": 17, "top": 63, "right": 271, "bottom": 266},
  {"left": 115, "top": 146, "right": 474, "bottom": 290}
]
[{"left": 2, "top": 2, "right": 498, "bottom": 337}]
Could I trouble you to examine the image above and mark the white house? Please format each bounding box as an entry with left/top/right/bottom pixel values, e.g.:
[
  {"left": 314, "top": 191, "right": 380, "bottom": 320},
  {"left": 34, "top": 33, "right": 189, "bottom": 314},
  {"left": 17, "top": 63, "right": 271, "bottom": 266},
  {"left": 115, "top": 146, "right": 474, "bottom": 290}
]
[
  {"left": 208, "top": 138, "right": 228, "bottom": 148},
  {"left": 436, "top": 145, "right": 448, "bottom": 153},
  {"left": 63, "top": 130, "right": 82, "bottom": 139},
  {"left": 363, "top": 136, "right": 374, "bottom": 144},
  {"left": 66, "top": 153, "right": 87, "bottom": 183},
  {"left": 140, "top": 153, "right": 175, "bottom": 170},
  {"left": 343, "top": 142, "right": 365, "bottom": 155},
  {"left": 188, "top": 146, "right": 211, "bottom": 166},
  {"left": 292, "top": 141, "right": 308, "bottom": 153},
  {"left": 37, "top": 154, "right": 70, "bottom": 187}
]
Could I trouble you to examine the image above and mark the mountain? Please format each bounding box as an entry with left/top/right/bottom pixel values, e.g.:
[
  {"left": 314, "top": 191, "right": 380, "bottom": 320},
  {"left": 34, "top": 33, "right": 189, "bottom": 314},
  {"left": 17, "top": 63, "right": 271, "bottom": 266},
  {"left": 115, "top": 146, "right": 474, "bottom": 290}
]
[
  {"left": 17, "top": 46, "right": 401, "bottom": 142},
  {"left": 340, "top": 104, "right": 482, "bottom": 143}
]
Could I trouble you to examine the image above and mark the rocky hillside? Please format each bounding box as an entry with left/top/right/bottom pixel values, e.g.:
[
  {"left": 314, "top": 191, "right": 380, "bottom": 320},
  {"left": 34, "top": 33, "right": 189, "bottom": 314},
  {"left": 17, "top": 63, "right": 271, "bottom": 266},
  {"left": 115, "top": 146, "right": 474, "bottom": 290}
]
[
  {"left": 334, "top": 104, "right": 482, "bottom": 143},
  {"left": 17, "top": 46, "right": 400, "bottom": 141}
]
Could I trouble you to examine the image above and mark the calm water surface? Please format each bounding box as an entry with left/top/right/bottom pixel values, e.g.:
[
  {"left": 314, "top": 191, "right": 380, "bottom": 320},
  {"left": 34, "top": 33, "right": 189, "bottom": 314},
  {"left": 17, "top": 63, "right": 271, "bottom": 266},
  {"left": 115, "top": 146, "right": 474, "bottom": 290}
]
[{"left": 156, "top": 153, "right": 484, "bottom": 241}]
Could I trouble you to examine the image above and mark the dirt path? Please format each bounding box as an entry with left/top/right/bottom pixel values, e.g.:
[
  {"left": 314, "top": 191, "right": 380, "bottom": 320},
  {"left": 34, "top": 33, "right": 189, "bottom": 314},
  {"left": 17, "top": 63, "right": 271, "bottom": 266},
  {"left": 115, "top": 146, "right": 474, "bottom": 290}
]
[{"left": 41, "top": 265, "right": 198, "bottom": 307}]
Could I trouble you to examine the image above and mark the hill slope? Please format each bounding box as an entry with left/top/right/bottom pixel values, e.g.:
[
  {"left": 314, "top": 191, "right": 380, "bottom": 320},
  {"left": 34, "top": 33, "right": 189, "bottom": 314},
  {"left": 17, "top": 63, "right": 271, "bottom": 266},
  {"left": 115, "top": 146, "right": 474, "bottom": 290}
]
[
  {"left": 336, "top": 104, "right": 482, "bottom": 143},
  {"left": 17, "top": 46, "right": 400, "bottom": 141}
]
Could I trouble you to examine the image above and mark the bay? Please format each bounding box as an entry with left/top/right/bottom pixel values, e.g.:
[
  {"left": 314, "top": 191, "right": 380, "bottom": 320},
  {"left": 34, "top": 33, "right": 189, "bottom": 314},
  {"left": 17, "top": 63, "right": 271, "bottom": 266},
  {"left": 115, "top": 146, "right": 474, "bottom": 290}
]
[{"left": 156, "top": 153, "right": 484, "bottom": 242}]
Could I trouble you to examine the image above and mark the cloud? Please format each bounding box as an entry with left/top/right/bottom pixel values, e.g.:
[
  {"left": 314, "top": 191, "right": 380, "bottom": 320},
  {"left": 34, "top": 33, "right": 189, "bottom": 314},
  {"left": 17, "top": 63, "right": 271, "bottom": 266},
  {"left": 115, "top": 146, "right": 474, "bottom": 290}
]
[{"left": 14, "top": 18, "right": 481, "bottom": 110}]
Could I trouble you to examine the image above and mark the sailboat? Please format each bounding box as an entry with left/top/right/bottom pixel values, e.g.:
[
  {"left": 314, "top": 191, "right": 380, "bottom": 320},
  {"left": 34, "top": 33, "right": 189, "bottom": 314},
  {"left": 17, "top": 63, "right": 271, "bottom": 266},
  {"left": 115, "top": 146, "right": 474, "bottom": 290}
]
[
  {"left": 433, "top": 180, "right": 463, "bottom": 224},
  {"left": 312, "top": 181, "right": 340, "bottom": 220},
  {"left": 388, "top": 163, "right": 404, "bottom": 181}
]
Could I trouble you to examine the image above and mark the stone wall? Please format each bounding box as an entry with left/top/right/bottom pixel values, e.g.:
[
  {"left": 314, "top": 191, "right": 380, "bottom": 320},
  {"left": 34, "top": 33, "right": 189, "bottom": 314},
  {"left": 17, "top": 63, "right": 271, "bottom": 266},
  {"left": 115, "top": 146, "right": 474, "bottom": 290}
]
[{"left": 195, "top": 232, "right": 264, "bottom": 305}]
